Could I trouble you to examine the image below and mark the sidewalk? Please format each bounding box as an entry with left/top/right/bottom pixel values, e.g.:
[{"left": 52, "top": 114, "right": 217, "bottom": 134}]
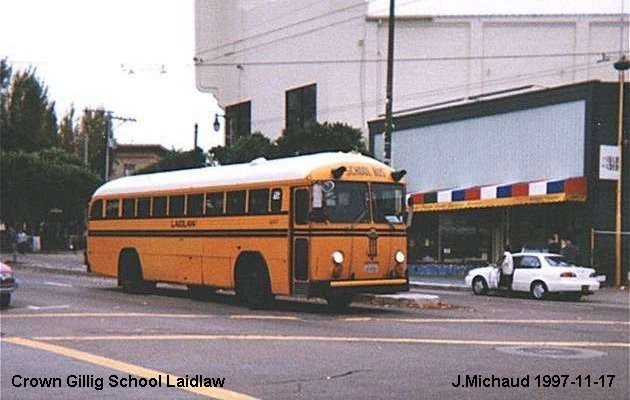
[{"left": 409, "top": 276, "right": 469, "bottom": 291}]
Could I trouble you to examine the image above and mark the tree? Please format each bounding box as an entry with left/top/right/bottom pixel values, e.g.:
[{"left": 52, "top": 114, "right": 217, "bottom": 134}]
[
  {"left": 135, "top": 147, "right": 206, "bottom": 174},
  {"left": 3, "top": 68, "right": 58, "bottom": 152},
  {"left": 0, "top": 148, "right": 101, "bottom": 236},
  {"left": 0, "top": 58, "right": 11, "bottom": 143},
  {"left": 77, "top": 108, "right": 110, "bottom": 179},
  {"left": 276, "top": 122, "right": 366, "bottom": 157},
  {"left": 58, "top": 106, "right": 77, "bottom": 155},
  {"left": 209, "top": 132, "right": 276, "bottom": 165}
]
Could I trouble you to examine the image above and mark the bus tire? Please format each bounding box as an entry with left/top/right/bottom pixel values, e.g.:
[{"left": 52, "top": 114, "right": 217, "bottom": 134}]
[
  {"left": 118, "top": 250, "right": 154, "bottom": 294},
  {"left": 235, "top": 254, "right": 273, "bottom": 309},
  {"left": 325, "top": 293, "right": 354, "bottom": 310}
]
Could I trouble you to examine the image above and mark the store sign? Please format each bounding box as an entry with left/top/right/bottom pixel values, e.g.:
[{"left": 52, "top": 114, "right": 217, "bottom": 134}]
[{"left": 599, "top": 145, "right": 620, "bottom": 181}]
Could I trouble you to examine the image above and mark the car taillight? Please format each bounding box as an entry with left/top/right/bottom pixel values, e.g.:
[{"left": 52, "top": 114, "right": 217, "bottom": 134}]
[{"left": 560, "top": 272, "right": 576, "bottom": 278}]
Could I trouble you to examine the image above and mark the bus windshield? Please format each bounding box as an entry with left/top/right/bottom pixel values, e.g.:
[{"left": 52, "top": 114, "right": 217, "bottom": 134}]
[
  {"left": 372, "top": 183, "right": 405, "bottom": 224},
  {"left": 322, "top": 182, "right": 370, "bottom": 223}
]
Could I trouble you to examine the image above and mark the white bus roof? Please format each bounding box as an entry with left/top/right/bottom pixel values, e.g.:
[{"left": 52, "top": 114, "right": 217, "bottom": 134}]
[{"left": 93, "top": 152, "right": 392, "bottom": 197}]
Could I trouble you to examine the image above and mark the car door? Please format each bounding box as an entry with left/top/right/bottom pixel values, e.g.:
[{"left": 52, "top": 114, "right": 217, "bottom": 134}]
[{"left": 512, "top": 255, "right": 542, "bottom": 291}]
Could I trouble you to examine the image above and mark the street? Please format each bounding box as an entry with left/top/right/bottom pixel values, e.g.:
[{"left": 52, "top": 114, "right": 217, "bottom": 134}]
[{"left": 1, "top": 259, "right": 628, "bottom": 400}]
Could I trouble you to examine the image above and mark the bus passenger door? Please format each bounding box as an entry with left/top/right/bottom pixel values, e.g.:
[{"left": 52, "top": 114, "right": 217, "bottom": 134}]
[{"left": 291, "top": 188, "right": 310, "bottom": 295}]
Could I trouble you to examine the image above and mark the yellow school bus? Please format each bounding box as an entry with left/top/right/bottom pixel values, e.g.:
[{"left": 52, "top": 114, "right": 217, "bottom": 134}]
[{"left": 87, "top": 152, "right": 409, "bottom": 308}]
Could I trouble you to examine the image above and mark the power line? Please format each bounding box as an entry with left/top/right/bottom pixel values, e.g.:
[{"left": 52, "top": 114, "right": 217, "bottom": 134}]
[
  {"left": 199, "top": 0, "right": 423, "bottom": 62},
  {"left": 196, "top": 50, "right": 624, "bottom": 67},
  {"left": 195, "top": 0, "right": 369, "bottom": 56},
  {"left": 245, "top": 59, "right": 615, "bottom": 126}
]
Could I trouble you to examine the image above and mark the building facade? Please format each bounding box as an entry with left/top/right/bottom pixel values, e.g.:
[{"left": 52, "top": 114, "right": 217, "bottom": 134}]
[
  {"left": 195, "top": 0, "right": 628, "bottom": 141},
  {"left": 369, "top": 81, "right": 629, "bottom": 284},
  {"left": 111, "top": 144, "right": 167, "bottom": 179}
]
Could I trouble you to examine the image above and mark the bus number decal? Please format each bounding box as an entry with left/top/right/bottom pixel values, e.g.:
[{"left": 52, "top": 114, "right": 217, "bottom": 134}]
[{"left": 171, "top": 219, "right": 197, "bottom": 228}]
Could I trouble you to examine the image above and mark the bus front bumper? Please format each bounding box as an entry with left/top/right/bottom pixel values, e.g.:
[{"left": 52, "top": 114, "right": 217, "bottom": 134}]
[{"left": 308, "top": 278, "right": 409, "bottom": 296}]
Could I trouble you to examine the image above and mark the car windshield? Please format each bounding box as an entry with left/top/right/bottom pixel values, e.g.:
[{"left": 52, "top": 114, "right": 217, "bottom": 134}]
[
  {"left": 321, "top": 182, "right": 370, "bottom": 223},
  {"left": 372, "top": 183, "right": 405, "bottom": 224},
  {"left": 545, "top": 256, "right": 577, "bottom": 267}
]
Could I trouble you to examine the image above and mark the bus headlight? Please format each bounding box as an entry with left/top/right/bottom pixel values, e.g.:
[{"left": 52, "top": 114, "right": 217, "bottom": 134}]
[
  {"left": 395, "top": 250, "right": 405, "bottom": 264},
  {"left": 332, "top": 251, "right": 344, "bottom": 264}
]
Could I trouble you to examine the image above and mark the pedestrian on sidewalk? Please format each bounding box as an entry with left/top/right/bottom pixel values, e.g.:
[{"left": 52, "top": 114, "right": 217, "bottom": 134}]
[
  {"left": 499, "top": 245, "right": 514, "bottom": 290},
  {"left": 7, "top": 225, "right": 18, "bottom": 262}
]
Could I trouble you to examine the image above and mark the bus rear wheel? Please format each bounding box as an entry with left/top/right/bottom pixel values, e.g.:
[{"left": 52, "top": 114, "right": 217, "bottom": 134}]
[
  {"left": 119, "top": 251, "right": 154, "bottom": 294},
  {"left": 326, "top": 293, "right": 354, "bottom": 310}
]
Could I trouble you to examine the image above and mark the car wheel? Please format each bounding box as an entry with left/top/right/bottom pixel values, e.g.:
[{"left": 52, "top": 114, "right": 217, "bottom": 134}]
[
  {"left": 0, "top": 293, "right": 11, "bottom": 308},
  {"left": 472, "top": 277, "right": 488, "bottom": 295},
  {"left": 530, "top": 281, "right": 548, "bottom": 300}
]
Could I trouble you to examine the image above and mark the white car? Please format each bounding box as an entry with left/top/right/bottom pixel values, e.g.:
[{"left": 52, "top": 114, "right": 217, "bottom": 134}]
[{"left": 464, "top": 252, "right": 601, "bottom": 300}]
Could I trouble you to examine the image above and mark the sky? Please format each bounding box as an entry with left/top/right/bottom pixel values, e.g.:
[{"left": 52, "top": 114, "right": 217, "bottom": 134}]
[{"left": 1, "top": 0, "right": 222, "bottom": 151}]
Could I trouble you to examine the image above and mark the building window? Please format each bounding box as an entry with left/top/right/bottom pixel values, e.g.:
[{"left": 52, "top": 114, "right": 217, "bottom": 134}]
[
  {"left": 286, "top": 83, "right": 316, "bottom": 130},
  {"left": 123, "top": 163, "right": 136, "bottom": 176},
  {"left": 225, "top": 101, "right": 251, "bottom": 147}
]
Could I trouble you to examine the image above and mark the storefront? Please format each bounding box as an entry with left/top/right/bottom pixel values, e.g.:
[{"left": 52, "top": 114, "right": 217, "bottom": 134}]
[{"left": 369, "top": 81, "right": 629, "bottom": 283}]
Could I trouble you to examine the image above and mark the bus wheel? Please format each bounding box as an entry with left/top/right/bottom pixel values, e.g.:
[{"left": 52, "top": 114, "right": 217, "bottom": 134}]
[
  {"left": 326, "top": 293, "right": 354, "bottom": 310},
  {"left": 236, "top": 265, "right": 273, "bottom": 309},
  {"left": 119, "top": 250, "right": 154, "bottom": 294}
]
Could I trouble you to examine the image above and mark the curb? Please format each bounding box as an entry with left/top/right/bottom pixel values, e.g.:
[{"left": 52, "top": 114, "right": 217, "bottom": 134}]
[{"left": 410, "top": 281, "right": 469, "bottom": 292}]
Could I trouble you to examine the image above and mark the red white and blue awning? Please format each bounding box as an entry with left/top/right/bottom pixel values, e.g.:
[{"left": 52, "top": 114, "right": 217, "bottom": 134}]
[{"left": 410, "top": 176, "right": 587, "bottom": 212}]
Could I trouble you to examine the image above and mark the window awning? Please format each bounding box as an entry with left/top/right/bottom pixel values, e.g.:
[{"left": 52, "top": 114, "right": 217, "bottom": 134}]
[{"left": 409, "top": 176, "right": 587, "bottom": 212}]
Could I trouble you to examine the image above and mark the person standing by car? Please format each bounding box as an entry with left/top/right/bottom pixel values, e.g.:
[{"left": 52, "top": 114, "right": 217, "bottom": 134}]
[
  {"left": 7, "top": 225, "right": 18, "bottom": 262},
  {"left": 499, "top": 245, "right": 514, "bottom": 290},
  {"left": 548, "top": 232, "right": 561, "bottom": 254},
  {"left": 561, "top": 238, "right": 580, "bottom": 265}
]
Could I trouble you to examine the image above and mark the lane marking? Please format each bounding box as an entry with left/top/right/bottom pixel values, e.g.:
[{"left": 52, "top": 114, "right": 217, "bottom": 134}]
[
  {"left": 339, "top": 318, "right": 630, "bottom": 326},
  {"left": 25, "top": 305, "right": 70, "bottom": 311},
  {"left": 43, "top": 281, "right": 73, "bottom": 288},
  {"left": 2, "top": 336, "right": 258, "bottom": 400},
  {"left": 3, "top": 312, "right": 627, "bottom": 327},
  {"left": 229, "top": 315, "right": 300, "bottom": 321},
  {"left": 27, "top": 334, "right": 630, "bottom": 348},
  {"left": 1, "top": 312, "right": 211, "bottom": 318}
]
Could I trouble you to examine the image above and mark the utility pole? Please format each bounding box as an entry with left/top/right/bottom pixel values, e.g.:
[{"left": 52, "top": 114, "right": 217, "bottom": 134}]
[
  {"left": 104, "top": 112, "right": 137, "bottom": 181},
  {"left": 383, "top": 0, "right": 396, "bottom": 166},
  {"left": 194, "top": 123, "right": 198, "bottom": 149},
  {"left": 613, "top": 55, "right": 629, "bottom": 287}
]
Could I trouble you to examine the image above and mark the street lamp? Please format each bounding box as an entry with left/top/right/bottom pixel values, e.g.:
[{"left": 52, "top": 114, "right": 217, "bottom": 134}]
[
  {"left": 613, "top": 55, "right": 629, "bottom": 287},
  {"left": 213, "top": 114, "right": 222, "bottom": 132}
]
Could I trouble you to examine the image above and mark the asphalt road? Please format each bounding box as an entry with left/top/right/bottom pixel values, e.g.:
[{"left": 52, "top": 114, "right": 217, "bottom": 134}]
[{"left": 1, "top": 266, "right": 628, "bottom": 400}]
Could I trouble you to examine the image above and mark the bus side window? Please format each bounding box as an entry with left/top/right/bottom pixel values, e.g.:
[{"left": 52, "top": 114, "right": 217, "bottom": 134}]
[
  {"left": 226, "top": 191, "right": 246, "bottom": 215},
  {"left": 137, "top": 197, "right": 151, "bottom": 218},
  {"left": 90, "top": 200, "right": 103, "bottom": 220},
  {"left": 105, "top": 199, "right": 120, "bottom": 219},
  {"left": 153, "top": 196, "right": 167, "bottom": 217},
  {"left": 122, "top": 198, "right": 136, "bottom": 218},
  {"left": 294, "top": 189, "right": 309, "bottom": 225},
  {"left": 249, "top": 189, "right": 269, "bottom": 215},
  {"left": 187, "top": 194, "right": 204, "bottom": 217},
  {"left": 169, "top": 195, "right": 185, "bottom": 217},
  {"left": 206, "top": 192, "right": 224, "bottom": 216},
  {"left": 270, "top": 188, "right": 282, "bottom": 213}
]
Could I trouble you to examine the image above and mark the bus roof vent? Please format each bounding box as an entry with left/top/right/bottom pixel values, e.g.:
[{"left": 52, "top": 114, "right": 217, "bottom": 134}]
[{"left": 249, "top": 157, "right": 267, "bottom": 166}]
